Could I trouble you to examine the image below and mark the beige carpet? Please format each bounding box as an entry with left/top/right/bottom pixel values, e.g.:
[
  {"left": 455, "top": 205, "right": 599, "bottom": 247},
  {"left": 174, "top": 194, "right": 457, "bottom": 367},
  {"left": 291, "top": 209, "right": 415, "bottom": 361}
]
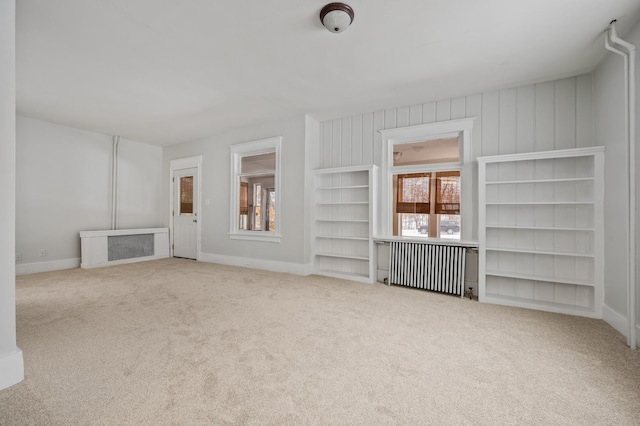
[{"left": 1, "top": 258, "right": 639, "bottom": 425}]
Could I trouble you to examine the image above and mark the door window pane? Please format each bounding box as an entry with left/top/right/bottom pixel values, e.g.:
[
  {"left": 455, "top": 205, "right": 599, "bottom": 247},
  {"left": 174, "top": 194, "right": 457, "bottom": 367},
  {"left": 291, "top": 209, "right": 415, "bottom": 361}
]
[{"left": 180, "top": 176, "right": 193, "bottom": 215}]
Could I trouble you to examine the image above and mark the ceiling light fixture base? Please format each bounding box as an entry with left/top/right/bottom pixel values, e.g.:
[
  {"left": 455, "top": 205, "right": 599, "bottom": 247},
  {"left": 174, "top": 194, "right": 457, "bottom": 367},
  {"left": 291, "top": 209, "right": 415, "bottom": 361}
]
[{"left": 320, "top": 3, "right": 354, "bottom": 34}]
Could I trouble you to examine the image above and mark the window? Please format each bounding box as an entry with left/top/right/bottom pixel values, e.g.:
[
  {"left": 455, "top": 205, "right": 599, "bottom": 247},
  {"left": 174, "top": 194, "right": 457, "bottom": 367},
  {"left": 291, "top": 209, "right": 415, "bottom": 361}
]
[
  {"left": 253, "top": 183, "right": 262, "bottom": 230},
  {"left": 180, "top": 176, "right": 194, "bottom": 215},
  {"left": 380, "top": 118, "right": 474, "bottom": 241},
  {"left": 394, "top": 170, "right": 461, "bottom": 239},
  {"left": 230, "top": 137, "right": 282, "bottom": 242}
]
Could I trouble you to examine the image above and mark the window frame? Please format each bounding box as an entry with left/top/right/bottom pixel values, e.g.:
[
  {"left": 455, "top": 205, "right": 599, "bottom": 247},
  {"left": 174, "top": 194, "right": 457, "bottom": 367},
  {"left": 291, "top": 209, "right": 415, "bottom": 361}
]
[
  {"left": 229, "top": 136, "right": 282, "bottom": 242},
  {"left": 379, "top": 118, "right": 474, "bottom": 241}
]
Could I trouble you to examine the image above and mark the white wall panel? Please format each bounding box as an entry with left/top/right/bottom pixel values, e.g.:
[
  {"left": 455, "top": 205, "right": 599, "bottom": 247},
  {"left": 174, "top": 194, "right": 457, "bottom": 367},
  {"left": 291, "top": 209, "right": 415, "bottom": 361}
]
[
  {"left": 362, "top": 113, "right": 374, "bottom": 166},
  {"left": 331, "top": 118, "right": 341, "bottom": 168},
  {"left": 409, "top": 104, "right": 422, "bottom": 126},
  {"left": 318, "top": 74, "right": 596, "bottom": 244},
  {"left": 320, "top": 121, "right": 332, "bottom": 169},
  {"left": 422, "top": 101, "right": 436, "bottom": 124},
  {"left": 555, "top": 78, "right": 577, "bottom": 150},
  {"left": 341, "top": 117, "right": 352, "bottom": 168},
  {"left": 373, "top": 111, "right": 384, "bottom": 167},
  {"left": 436, "top": 99, "right": 451, "bottom": 122},
  {"left": 499, "top": 89, "right": 517, "bottom": 155},
  {"left": 482, "top": 91, "right": 500, "bottom": 156},
  {"left": 577, "top": 74, "right": 595, "bottom": 148},
  {"left": 535, "top": 82, "right": 555, "bottom": 151},
  {"left": 516, "top": 85, "right": 536, "bottom": 154},
  {"left": 384, "top": 108, "right": 397, "bottom": 130},
  {"left": 451, "top": 97, "right": 466, "bottom": 120},
  {"left": 397, "top": 106, "right": 410, "bottom": 128},
  {"left": 351, "top": 114, "right": 363, "bottom": 167}
]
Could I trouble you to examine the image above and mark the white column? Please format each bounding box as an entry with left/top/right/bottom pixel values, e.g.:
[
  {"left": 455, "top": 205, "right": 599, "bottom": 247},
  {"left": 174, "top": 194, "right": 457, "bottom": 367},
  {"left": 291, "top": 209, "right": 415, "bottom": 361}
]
[{"left": 0, "top": 0, "right": 24, "bottom": 390}]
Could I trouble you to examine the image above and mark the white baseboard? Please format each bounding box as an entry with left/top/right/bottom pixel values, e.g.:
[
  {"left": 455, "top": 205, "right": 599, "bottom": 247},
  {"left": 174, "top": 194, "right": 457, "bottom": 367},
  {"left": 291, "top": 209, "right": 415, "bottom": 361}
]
[
  {"left": 199, "top": 252, "right": 312, "bottom": 276},
  {"left": 602, "top": 304, "right": 640, "bottom": 348},
  {"left": 602, "top": 304, "right": 628, "bottom": 337},
  {"left": 0, "top": 349, "right": 24, "bottom": 390},
  {"left": 16, "top": 257, "right": 80, "bottom": 276}
]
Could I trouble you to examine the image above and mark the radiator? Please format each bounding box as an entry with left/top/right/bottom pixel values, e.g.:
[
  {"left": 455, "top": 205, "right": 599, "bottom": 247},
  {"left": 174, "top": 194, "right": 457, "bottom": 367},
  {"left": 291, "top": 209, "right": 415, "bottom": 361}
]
[
  {"left": 388, "top": 242, "right": 466, "bottom": 296},
  {"left": 79, "top": 228, "right": 170, "bottom": 268}
]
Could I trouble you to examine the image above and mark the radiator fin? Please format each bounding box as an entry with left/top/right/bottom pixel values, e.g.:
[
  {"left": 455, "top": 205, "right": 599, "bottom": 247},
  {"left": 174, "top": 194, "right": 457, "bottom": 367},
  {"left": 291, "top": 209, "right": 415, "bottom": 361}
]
[{"left": 389, "top": 242, "right": 466, "bottom": 296}]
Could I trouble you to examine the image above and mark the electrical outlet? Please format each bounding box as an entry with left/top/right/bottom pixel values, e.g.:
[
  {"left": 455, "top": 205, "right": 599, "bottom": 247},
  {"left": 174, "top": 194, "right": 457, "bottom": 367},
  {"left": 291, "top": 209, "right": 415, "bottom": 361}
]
[
  {"left": 39, "top": 249, "right": 47, "bottom": 257},
  {"left": 15, "top": 253, "right": 22, "bottom": 261}
]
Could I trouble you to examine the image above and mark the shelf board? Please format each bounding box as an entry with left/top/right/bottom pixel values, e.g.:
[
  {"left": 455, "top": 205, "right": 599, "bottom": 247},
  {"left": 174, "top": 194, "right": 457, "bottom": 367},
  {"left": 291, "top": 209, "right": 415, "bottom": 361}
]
[
  {"left": 485, "top": 201, "right": 594, "bottom": 206},
  {"left": 485, "top": 225, "right": 595, "bottom": 232},
  {"left": 485, "top": 177, "right": 594, "bottom": 185},
  {"left": 482, "top": 294, "right": 597, "bottom": 318},
  {"left": 316, "top": 235, "right": 369, "bottom": 241},
  {"left": 314, "top": 269, "right": 372, "bottom": 282},
  {"left": 485, "top": 270, "right": 594, "bottom": 287},
  {"left": 315, "top": 252, "right": 369, "bottom": 261},
  {"left": 315, "top": 219, "right": 369, "bottom": 223},
  {"left": 316, "top": 201, "right": 369, "bottom": 205},
  {"left": 316, "top": 185, "right": 369, "bottom": 190},
  {"left": 485, "top": 247, "right": 594, "bottom": 257}
]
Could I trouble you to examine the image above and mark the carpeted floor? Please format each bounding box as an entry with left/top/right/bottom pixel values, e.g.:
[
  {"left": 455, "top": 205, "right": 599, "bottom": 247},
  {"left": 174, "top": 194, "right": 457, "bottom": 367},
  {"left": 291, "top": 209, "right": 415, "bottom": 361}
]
[{"left": 1, "top": 258, "right": 639, "bottom": 425}]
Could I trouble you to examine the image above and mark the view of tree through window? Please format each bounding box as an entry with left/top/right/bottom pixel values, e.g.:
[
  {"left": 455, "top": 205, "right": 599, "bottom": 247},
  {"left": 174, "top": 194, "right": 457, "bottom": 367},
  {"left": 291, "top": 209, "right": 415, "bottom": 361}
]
[
  {"left": 394, "top": 170, "right": 460, "bottom": 239},
  {"left": 436, "top": 172, "right": 461, "bottom": 214}
]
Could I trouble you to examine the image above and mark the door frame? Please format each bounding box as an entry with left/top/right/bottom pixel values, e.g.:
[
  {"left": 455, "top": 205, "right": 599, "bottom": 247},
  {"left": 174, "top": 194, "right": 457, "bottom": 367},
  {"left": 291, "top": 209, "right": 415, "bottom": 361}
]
[{"left": 169, "top": 155, "right": 203, "bottom": 260}]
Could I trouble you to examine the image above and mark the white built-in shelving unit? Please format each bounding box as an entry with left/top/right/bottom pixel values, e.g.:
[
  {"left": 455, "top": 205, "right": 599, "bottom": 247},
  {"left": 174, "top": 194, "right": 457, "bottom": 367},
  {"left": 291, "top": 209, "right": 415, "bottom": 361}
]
[
  {"left": 478, "top": 147, "right": 604, "bottom": 318},
  {"left": 312, "top": 165, "right": 378, "bottom": 283}
]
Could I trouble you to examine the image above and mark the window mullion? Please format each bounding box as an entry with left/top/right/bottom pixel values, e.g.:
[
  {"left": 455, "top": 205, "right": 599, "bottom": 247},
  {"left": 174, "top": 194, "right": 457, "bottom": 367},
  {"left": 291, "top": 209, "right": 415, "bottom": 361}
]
[{"left": 429, "top": 172, "right": 438, "bottom": 238}]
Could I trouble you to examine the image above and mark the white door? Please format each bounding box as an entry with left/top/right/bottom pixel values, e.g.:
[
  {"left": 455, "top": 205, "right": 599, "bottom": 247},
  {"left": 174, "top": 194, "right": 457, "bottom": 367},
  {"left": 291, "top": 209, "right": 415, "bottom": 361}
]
[{"left": 173, "top": 168, "right": 198, "bottom": 259}]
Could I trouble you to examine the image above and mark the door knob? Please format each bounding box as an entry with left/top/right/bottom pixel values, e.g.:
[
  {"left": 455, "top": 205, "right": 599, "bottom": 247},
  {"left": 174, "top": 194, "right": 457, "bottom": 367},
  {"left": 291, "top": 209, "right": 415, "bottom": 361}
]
[{"left": 193, "top": 219, "right": 198, "bottom": 223}]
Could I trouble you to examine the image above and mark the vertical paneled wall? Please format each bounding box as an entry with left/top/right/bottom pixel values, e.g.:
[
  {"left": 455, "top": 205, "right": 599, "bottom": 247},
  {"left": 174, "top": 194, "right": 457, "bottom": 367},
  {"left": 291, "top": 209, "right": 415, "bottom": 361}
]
[
  {"left": 318, "top": 74, "right": 595, "bottom": 240},
  {"left": 320, "top": 74, "right": 594, "bottom": 168}
]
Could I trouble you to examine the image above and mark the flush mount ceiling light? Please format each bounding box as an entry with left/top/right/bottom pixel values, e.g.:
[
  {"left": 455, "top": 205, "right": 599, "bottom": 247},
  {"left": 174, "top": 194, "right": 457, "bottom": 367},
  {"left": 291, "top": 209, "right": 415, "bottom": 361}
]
[{"left": 320, "top": 3, "right": 354, "bottom": 33}]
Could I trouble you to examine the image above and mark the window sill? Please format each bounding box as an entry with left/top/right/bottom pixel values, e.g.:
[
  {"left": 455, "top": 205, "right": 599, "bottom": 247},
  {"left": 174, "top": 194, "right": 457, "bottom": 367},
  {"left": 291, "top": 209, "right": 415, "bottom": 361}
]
[
  {"left": 229, "top": 232, "right": 282, "bottom": 243},
  {"left": 373, "top": 235, "right": 478, "bottom": 248}
]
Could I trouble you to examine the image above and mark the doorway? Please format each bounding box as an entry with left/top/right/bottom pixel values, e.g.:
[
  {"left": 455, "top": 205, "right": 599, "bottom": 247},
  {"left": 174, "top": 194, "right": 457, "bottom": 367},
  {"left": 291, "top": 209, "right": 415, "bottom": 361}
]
[{"left": 169, "top": 156, "right": 202, "bottom": 260}]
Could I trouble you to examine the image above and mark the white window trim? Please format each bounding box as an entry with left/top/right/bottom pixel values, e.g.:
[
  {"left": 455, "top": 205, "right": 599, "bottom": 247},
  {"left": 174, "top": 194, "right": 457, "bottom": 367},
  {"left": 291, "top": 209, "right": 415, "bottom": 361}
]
[
  {"left": 379, "top": 118, "right": 475, "bottom": 240},
  {"left": 229, "top": 136, "right": 282, "bottom": 243}
]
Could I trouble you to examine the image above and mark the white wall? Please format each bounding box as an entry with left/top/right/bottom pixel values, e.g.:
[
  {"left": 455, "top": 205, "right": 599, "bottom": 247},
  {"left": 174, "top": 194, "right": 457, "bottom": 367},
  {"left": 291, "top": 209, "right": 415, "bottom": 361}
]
[
  {"left": 15, "top": 116, "right": 163, "bottom": 274},
  {"left": 0, "top": 0, "right": 23, "bottom": 390},
  {"left": 163, "top": 115, "right": 312, "bottom": 272},
  {"left": 315, "top": 75, "right": 596, "bottom": 242},
  {"left": 594, "top": 20, "right": 640, "bottom": 338},
  {"left": 116, "top": 137, "right": 164, "bottom": 229}
]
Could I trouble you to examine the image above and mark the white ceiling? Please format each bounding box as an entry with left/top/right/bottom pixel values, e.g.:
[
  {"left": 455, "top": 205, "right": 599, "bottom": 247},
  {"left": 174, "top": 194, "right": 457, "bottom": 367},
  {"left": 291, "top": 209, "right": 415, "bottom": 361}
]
[{"left": 16, "top": 0, "right": 640, "bottom": 146}]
